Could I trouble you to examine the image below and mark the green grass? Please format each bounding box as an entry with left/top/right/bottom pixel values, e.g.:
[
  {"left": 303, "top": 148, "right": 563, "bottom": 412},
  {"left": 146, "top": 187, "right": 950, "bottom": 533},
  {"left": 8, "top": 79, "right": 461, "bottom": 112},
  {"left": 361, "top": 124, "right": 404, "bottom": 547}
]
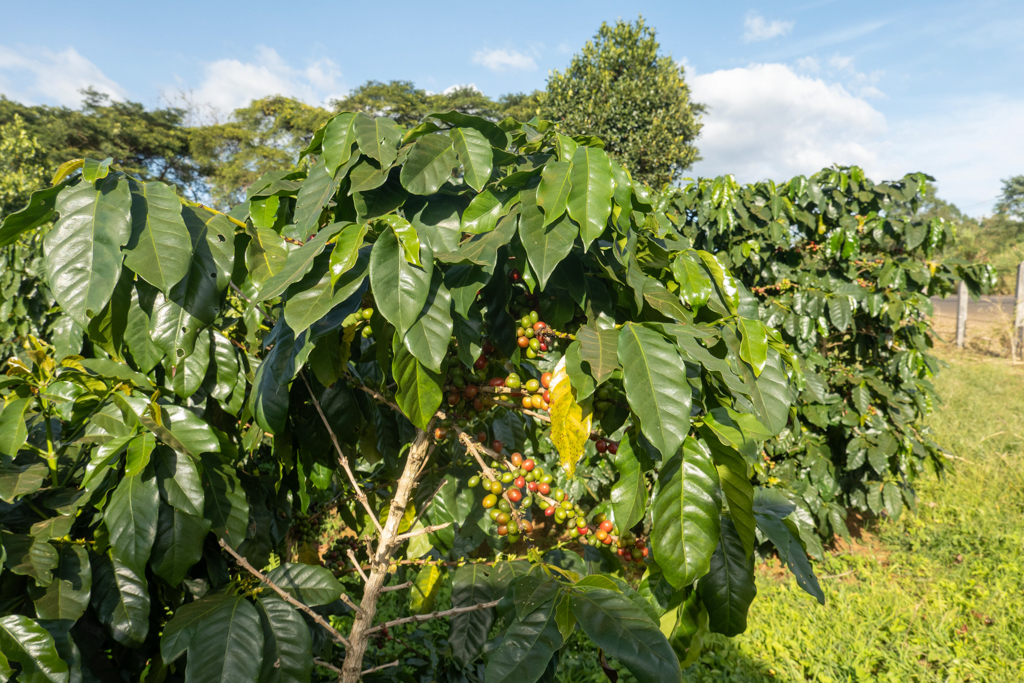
[{"left": 675, "top": 353, "right": 1024, "bottom": 683}]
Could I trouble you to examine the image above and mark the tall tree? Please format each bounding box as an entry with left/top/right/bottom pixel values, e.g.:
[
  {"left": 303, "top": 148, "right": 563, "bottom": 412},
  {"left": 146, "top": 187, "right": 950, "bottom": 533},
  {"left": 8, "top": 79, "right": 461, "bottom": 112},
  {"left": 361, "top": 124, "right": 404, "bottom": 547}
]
[
  {"left": 189, "top": 95, "right": 332, "bottom": 207},
  {"left": 995, "top": 175, "right": 1024, "bottom": 220},
  {"left": 331, "top": 80, "right": 506, "bottom": 125},
  {"left": 544, "top": 17, "right": 705, "bottom": 187}
]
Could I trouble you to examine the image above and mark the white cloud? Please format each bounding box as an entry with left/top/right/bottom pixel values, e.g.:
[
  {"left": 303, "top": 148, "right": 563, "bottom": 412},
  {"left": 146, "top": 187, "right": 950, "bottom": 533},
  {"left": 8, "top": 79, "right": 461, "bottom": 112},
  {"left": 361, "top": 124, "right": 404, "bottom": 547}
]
[
  {"left": 183, "top": 47, "right": 345, "bottom": 115},
  {"left": 472, "top": 48, "right": 537, "bottom": 73},
  {"left": 689, "top": 63, "right": 886, "bottom": 182},
  {"left": 0, "top": 46, "right": 125, "bottom": 106},
  {"left": 743, "top": 13, "right": 794, "bottom": 42}
]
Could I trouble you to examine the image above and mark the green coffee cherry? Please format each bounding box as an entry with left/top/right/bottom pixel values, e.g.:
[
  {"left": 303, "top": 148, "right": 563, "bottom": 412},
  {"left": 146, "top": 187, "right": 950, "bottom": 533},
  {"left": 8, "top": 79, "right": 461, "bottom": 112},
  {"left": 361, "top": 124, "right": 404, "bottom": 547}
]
[{"left": 468, "top": 476, "right": 480, "bottom": 488}]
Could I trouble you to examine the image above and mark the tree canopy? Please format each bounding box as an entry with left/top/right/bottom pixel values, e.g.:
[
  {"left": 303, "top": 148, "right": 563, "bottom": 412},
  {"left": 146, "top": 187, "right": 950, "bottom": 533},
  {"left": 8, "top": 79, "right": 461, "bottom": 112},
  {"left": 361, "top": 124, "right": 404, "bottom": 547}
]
[{"left": 543, "top": 17, "right": 705, "bottom": 188}]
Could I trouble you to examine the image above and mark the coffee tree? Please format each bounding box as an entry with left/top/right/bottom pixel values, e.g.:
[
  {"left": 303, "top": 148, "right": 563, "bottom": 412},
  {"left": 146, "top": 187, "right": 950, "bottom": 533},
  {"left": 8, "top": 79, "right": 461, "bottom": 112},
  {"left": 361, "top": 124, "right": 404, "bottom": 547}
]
[
  {"left": 666, "top": 169, "right": 995, "bottom": 549},
  {"left": 0, "top": 113, "right": 820, "bottom": 683}
]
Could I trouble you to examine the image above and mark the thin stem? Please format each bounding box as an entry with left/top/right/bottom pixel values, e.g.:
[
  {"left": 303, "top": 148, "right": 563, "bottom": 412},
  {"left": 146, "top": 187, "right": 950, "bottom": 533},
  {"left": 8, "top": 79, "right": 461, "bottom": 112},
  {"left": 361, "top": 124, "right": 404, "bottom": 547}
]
[
  {"left": 217, "top": 539, "right": 350, "bottom": 647},
  {"left": 300, "top": 372, "right": 384, "bottom": 536},
  {"left": 380, "top": 581, "right": 413, "bottom": 593},
  {"left": 364, "top": 600, "right": 501, "bottom": 635},
  {"left": 361, "top": 660, "right": 400, "bottom": 676}
]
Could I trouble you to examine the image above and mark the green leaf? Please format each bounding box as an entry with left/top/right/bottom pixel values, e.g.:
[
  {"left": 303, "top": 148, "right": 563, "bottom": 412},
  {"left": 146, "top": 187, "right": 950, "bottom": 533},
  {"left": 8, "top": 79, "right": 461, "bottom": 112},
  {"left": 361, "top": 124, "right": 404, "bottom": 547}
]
[
  {"left": 44, "top": 175, "right": 131, "bottom": 325},
  {"left": 567, "top": 146, "right": 615, "bottom": 250},
  {"left": 161, "top": 594, "right": 234, "bottom": 663},
  {"left": 513, "top": 575, "right": 562, "bottom": 619},
  {"left": 322, "top": 112, "right": 358, "bottom": 175},
  {"left": 124, "top": 432, "right": 155, "bottom": 477},
  {"left": 400, "top": 134, "right": 459, "bottom": 196},
  {"left": 461, "top": 188, "right": 516, "bottom": 235},
  {"left": 651, "top": 437, "right": 722, "bottom": 588},
  {"left": 246, "top": 226, "right": 288, "bottom": 287},
  {"left": 852, "top": 383, "right": 871, "bottom": 415},
  {"left": 554, "top": 593, "right": 576, "bottom": 643},
  {"left": 29, "top": 544, "right": 92, "bottom": 622},
  {"left": 696, "top": 251, "right": 739, "bottom": 314},
  {"left": 671, "top": 251, "right": 712, "bottom": 310},
  {"left": 449, "top": 564, "right": 495, "bottom": 668},
  {"left": 618, "top": 323, "right": 691, "bottom": 458},
  {"left": 519, "top": 191, "right": 578, "bottom": 290},
  {"left": 258, "top": 222, "right": 347, "bottom": 304},
  {"left": 576, "top": 324, "right": 620, "bottom": 385},
  {"left": 292, "top": 158, "right": 341, "bottom": 241},
  {"left": 104, "top": 470, "right": 160, "bottom": 576},
  {"left": 428, "top": 110, "right": 509, "bottom": 148},
  {"left": 0, "top": 462, "right": 47, "bottom": 503},
  {"left": 2, "top": 532, "right": 58, "bottom": 587},
  {"left": 0, "top": 615, "right": 69, "bottom": 683},
  {"left": 828, "top": 296, "right": 852, "bottom": 332},
  {"left": 611, "top": 431, "right": 649, "bottom": 531},
  {"left": 199, "top": 453, "right": 249, "bottom": 549},
  {"left": 354, "top": 113, "right": 402, "bottom": 168},
  {"left": 82, "top": 157, "right": 112, "bottom": 182},
  {"left": 697, "top": 518, "right": 756, "bottom": 637},
  {"left": 256, "top": 597, "right": 313, "bottom": 683},
  {"left": 264, "top": 563, "right": 343, "bottom": 606},
  {"left": 563, "top": 341, "right": 596, "bottom": 401},
  {"left": 184, "top": 596, "right": 264, "bottom": 683},
  {"left": 369, "top": 227, "right": 433, "bottom": 337},
  {"left": 328, "top": 222, "right": 368, "bottom": 285},
  {"left": 738, "top": 318, "right": 768, "bottom": 376},
  {"left": 392, "top": 335, "right": 444, "bottom": 430},
  {"left": 148, "top": 206, "right": 233, "bottom": 359},
  {"left": 483, "top": 601, "right": 562, "bottom": 683},
  {"left": 124, "top": 181, "right": 192, "bottom": 293},
  {"left": 450, "top": 127, "right": 493, "bottom": 192},
  {"left": 572, "top": 588, "right": 682, "bottom": 683},
  {"left": 172, "top": 327, "right": 211, "bottom": 399},
  {"left": 0, "top": 397, "right": 33, "bottom": 456},
  {"left": 410, "top": 564, "right": 443, "bottom": 614},
  {"left": 537, "top": 160, "right": 572, "bottom": 226},
  {"left": 283, "top": 248, "right": 368, "bottom": 335},
  {"left": 151, "top": 504, "right": 210, "bottom": 585},
  {"left": 709, "top": 441, "right": 755, "bottom": 558},
  {"left": 445, "top": 264, "right": 491, "bottom": 318},
  {"left": 377, "top": 214, "right": 422, "bottom": 266},
  {"left": 0, "top": 181, "right": 67, "bottom": 248},
  {"left": 90, "top": 554, "right": 150, "bottom": 647}
]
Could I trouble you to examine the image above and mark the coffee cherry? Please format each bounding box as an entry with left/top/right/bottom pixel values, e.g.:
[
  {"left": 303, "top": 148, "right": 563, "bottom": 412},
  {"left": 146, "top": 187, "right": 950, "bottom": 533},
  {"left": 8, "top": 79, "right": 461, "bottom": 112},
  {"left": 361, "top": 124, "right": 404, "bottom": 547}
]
[
  {"left": 631, "top": 548, "right": 643, "bottom": 560},
  {"left": 497, "top": 524, "right": 508, "bottom": 536},
  {"left": 599, "top": 520, "right": 614, "bottom": 532},
  {"left": 447, "top": 393, "right": 461, "bottom": 406},
  {"left": 491, "top": 440, "right": 503, "bottom": 453},
  {"left": 482, "top": 494, "right": 498, "bottom": 509},
  {"left": 464, "top": 385, "right": 479, "bottom": 400},
  {"left": 529, "top": 310, "right": 540, "bottom": 324},
  {"left": 489, "top": 481, "right": 503, "bottom": 494},
  {"left": 540, "top": 474, "right": 553, "bottom": 484},
  {"left": 527, "top": 481, "right": 539, "bottom": 492},
  {"left": 498, "top": 499, "right": 511, "bottom": 513},
  {"left": 518, "top": 336, "right": 529, "bottom": 348},
  {"left": 519, "top": 520, "right": 533, "bottom": 533},
  {"left": 505, "top": 373, "right": 521, "bottom": 389},
  {"left": 524, "top": 326, "right": 535, "bottom": 339},
  {"left": 608, "top": 442, "right": 618, "bottom": 455},
  {"left": 596, "top": 530, "right": 608, "bottom": 541},
  {"left": 525, "top": 379, "right": 541, "bottom": 393},
  {"left": 544, "top": 505, "right": 556, "bottom": 517},
  {"left": 529, "top": 338, "right": 540, "bottom": 351},
  {"left": 511, "top": 452, "right": 524, "bottom": 467},
  {"left": 642, "top": 547, "right": 649, "bottom": 557},
  {"left": 489, "top": 509, "right": 501, "bottom": 520},
  {"left": 488, "top": 376, "right": 505, "bottom": 388},
  {"left": 501, "top": 472, "right": 514, "bottom": 484},
  {"left": 510, "top": 268, "right": 521, "bottom": 282},
  {"left": 521, "top": 496, "right": 533, "bottom": 508},
  {"left": 540, "top": 399, "right": 549, "bottom": 411},
  {"left": 540, "top": 372, "right": 552, "bottom": 389},
  {"left": 554, "top": 489, "right": 565, "bottom": 501},
  {"left": 507, "top": 488, "right": 522, "bottom": 502},
  {"left": 522, "top": 459, "right": 535, "bottom": 472},
  {"left": 538, "top": 482, "right": 550, "bottom": 495},
  {"left": 526, "top": 348, "right": 537, "bottom": 359},
  {"left": 468, "top": 475, "right": 481, "bottom": 488},
  {"left": 530, "top": 394, "right": 544, "bottom": 409},
  {"left": 435, "top": 427, "right": 449, "bottom": 440},
  {"left": 496, "top": 512, "right": 510, "bottom": 525},
  {"left": 554, "top": 509, "right": 567, "bottom": 523},
  {"left": 542, "top": 390, "right": 550, "bottom": 402},
  {"left": 474, "top": 356, "right": 487, "bottom": 370},
  {"left": 476, "top": 431, "right": 487, "bottom": 443},
  {"left": 514, "top": 476, "right": 526, "bottom": 489}
]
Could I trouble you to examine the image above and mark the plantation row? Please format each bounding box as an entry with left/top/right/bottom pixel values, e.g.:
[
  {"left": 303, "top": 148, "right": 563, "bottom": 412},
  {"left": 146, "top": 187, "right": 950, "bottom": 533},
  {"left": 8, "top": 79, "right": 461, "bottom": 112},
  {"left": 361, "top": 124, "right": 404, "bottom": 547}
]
[{"left": 0, "top": 110, "right": 991, "bottom": 682}]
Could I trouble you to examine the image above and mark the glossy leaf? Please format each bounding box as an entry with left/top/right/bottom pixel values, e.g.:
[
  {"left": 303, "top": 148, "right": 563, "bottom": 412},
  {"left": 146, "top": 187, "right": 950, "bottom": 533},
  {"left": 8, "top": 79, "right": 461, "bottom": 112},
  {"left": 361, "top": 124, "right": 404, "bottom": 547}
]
[
  {"left": 738, "top": 318, "right": 768, "bottom": 376},
  {"left": 618, "top": 323, "right": 691, "bottom": 458},
  {"left": 0, "top": 182, "right": 67, "bottom": 248},
  {"left": 572, "top": 588, "right": 681, "bottom": 683},
  {"left": 258, "top": 222, "right": 347, "bottom": 302},
  {"left": 150, "top": 504, "right": 210, "bottom": 585},
  {"left": 104, "top": 471, "right": 159, "bottom": 576},
  {"left": 264, "top": 563, "right": 343, "bottom": 606},
  {"left": 400, "top": 134, "right": 458, "bottom": 196},
  {"left": 184, "top": 596, "right": 264, "bottom": 683},
  {"left": 697, "top": 518, "right": 756, "bottom": 637},
  {"left": 537, "top": 160, "right": 572, "bottom": 226},
  {"left": 410, "top": 564, "right": 443, "bottom": 614},
  {"left": 2, "top": 532, "right": 58, "bottom": 587},
  {"left": 519, "top": 191, "right": 577, "bottom": 289},
  {"left": 576, "top": 324, "right": 620, "bottom": 385},
  {"left": 246, "top": 226, "right": 287, "bottom": 287},
  {"left": 322, "top": 112, "right": 358, "bottom": 175},
  {"left": 671, "top": 251, "right": 712, "bottom": 310},
  {"left": 292, "top": 158, "right": 340, "bottom": 241},
  {"left": 0, "top": 397, "right": 32, "bottom": 456},
  {"left": 369, "top": 227, "right": 432, "bottom": 337},
  {"left": 328, "top": 222, "right": 368, "bottom": 285},
  {"left": 392, "top": 335, "right": 444, "bottom": 430},
  {"left": 256, "top": 597, "right": 313, "bottom": 683},
  {"left": 450, "top": 127, "right": 493, "bottom": 192},
  {"left": 567, "top": 146, "right": 614, "bottom": 250},
  {"left": 651, "top": 437, "right": 722, "bottom": 588},
  {"left": 44, "top": 175, "right": 131, "bottom": 324},
  {"left": 199, "top": 453, "right": 249, "bottom": 549},
  {"left": 449, "top": 564, "right": 494, "bottom": 668},
  {"left": 610, "top": 431, "right": 649, "bottom": 531},
  {"left": 161, "top": 594, "right": 234, "bottom": 663},
  {"left": 0, "top": 615, "right": 69, "bottom": 683},
  {"left": 483, "top": 602, "right": 562, "bottom": 683},
  {"left": 29, "top": 544, "right": 91, "bottom": 622},
  {"left": 90, "top": 554, "right": 150, "bottom": 647},
  {"left": 354, "top": 113, "right": 402, "bottom": 168}
]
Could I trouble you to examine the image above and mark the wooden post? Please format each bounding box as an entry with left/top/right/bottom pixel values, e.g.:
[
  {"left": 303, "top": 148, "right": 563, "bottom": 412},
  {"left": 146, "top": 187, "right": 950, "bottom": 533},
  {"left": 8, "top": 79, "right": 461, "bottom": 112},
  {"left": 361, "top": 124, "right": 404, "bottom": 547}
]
[
  {"left": 1015, "top": 263, "right": 1024, "bottom": 361},
  {"left": 956, "top": 280, "right": 968, "bottom": 349}
]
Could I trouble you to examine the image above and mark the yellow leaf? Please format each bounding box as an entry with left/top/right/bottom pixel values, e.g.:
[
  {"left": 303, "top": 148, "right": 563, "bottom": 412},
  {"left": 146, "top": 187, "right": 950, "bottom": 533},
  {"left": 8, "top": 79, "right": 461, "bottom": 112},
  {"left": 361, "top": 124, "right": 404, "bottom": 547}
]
[
  {"left": 549, "top": 356, "right": 592, "bottom": 477},
  {"left": 410, "top": 564, "right": 442, "bottom": 614},
  {"left": 379, "top": 500, "right": 416, "bottom": 533},
  {"left": 340, "top": 324, "right": 357, "bottom": 369}
]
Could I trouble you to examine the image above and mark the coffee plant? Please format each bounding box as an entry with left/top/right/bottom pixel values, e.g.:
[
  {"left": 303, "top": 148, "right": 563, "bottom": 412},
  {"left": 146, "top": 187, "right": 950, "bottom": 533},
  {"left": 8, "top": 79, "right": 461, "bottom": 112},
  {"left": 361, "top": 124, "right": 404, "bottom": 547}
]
[
  {"left": 666, "top": 169, "right": 995, "bottom": 549},
  {"left": 0, "top": 114, "right": 820, "bottom": 683}
]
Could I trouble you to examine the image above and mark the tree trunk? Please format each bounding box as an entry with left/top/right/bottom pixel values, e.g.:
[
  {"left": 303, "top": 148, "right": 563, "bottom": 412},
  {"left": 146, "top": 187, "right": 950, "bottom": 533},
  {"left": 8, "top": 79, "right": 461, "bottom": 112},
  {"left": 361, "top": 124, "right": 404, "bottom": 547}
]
[{"left": 340, "top": 427, "right": 431, "bottom": 682}]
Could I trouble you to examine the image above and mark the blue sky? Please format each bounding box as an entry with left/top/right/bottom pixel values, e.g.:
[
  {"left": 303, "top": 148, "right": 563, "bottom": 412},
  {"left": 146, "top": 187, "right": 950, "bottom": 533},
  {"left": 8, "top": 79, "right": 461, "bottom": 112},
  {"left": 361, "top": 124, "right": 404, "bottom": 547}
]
[{"left": 1, "top": 0, "right": 1021, "bottom": 214}]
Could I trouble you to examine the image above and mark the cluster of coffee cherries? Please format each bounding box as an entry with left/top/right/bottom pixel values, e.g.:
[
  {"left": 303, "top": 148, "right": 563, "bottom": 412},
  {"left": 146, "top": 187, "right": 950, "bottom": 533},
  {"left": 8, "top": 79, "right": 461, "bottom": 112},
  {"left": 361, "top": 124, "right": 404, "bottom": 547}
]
[
  {"left": 292, "top": 513, "right": 322, "bottom": 544},
  {"left": 515, "top": 310, "right": 556, "bottom": 360},
  {"left": 321, "top": 536, "right": 359, "bottom": 574},
  {"left": 357, "top": 306, "right": 375, "bottom": 337},
  {"left": 469, "top": 450, "right": 542, "bottom": 542}
]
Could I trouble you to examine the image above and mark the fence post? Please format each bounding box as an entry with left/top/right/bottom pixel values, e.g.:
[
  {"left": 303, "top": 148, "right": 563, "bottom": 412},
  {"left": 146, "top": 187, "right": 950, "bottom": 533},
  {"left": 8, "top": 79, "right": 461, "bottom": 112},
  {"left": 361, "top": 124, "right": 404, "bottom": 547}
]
[
  {"left": 956, "top": 280, "right": 968, "bottom": 349},
  {"left": 1015, "top": 263, "right": 1024, "bottom": 361}
]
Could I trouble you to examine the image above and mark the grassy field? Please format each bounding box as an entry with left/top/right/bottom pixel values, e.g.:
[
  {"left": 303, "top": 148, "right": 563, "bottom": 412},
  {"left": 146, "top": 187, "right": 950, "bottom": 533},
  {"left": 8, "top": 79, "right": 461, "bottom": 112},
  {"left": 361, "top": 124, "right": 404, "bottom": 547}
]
[{"left": 556, "top": 351, "right": 1024, "bottom": 683}]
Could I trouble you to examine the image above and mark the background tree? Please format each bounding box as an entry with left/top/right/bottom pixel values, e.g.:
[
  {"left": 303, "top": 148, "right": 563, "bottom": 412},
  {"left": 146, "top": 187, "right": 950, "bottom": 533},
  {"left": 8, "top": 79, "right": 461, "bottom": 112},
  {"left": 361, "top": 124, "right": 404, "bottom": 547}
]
[
  {"left": 331, "top": 80, "right": 507, "bottom": 125},
  {"left": 994, "top": 174, "right": 1024, "bottom": 220},
  {"left": 543, "top": 17, "right": 705, "bottom": 187}
]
